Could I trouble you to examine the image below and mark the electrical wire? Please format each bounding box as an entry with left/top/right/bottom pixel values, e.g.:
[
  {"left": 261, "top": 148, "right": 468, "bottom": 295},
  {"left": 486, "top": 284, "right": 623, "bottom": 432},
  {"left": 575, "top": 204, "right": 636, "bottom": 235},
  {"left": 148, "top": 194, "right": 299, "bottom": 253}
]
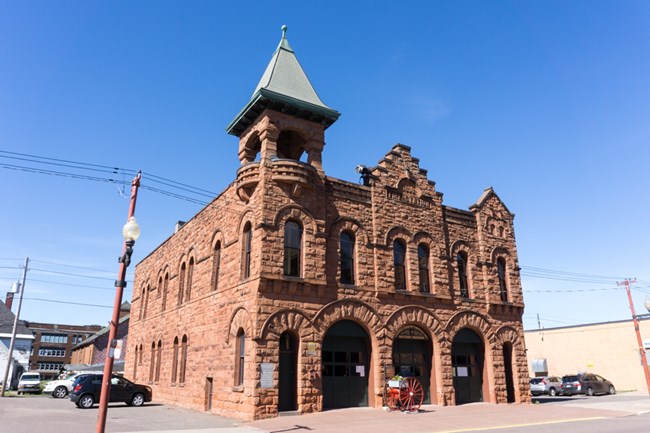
[
  {"left": 30, "top": 259, "right": 115, "bottom": 275},
  {"left": 29, "top": 268, "right": 120, "bottom": 281},
  {"left": 22, "top": 297, "right": 112, "bottom": 309}
]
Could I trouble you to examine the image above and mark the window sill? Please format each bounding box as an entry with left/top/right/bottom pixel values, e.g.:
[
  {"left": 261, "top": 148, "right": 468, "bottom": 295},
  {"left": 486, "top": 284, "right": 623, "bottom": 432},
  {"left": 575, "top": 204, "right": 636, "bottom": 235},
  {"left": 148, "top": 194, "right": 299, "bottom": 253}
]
[{"left": 232, "top": 385, "right": 244, "bottom": 393}]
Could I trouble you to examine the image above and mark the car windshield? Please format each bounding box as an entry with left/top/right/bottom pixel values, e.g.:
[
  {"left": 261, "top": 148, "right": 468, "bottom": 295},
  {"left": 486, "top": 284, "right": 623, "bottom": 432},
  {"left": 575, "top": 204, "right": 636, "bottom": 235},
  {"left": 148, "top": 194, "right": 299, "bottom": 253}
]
[
  {"left": 22, "top": 374, "right": 39, "bottom": 380},
  {"left": 530, "top": 378, "right": 542, "bottom": 384},
  {"left": 562, "top": 375, "right": 578, "bottom": 382}
]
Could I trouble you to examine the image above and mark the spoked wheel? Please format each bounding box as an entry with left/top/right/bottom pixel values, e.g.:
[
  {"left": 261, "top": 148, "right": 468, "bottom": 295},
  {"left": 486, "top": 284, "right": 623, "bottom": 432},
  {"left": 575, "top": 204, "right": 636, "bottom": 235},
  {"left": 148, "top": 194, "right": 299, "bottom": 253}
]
[
  {"left": 383, "top": 380, "right": 400, "bottom": 411},
  {"left": 399, "top": 377, "right": 424, "bottom": 412}
]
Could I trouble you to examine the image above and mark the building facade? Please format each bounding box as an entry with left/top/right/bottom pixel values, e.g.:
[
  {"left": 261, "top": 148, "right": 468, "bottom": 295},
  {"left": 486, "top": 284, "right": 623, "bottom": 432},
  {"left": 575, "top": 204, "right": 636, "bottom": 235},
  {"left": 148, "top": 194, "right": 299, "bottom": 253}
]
[
  {"left": 525, "top": 317, "right": 650, "bottom": 392},
  {"left": 25, "top": 321, "right": 102, "bottom": 380},
  {"left": 69, "top": 303, "right": 130, "bottom": 373},
  {"left": 0, "top": 299, "right": 34, "bottom": 389},
  {"left": 126, "top": 28, "right": 530, "bottom": 420}
]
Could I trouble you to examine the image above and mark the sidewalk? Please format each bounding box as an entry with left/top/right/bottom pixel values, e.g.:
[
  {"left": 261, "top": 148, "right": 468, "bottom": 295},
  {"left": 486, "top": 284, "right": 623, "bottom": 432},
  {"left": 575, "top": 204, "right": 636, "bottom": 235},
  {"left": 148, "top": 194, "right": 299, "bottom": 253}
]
[
  {"left": 121, "top": 392, "right": 650, "bottom": 433},
  {"left": 246, "top": 393, "right": 650, "bottom": 433}
]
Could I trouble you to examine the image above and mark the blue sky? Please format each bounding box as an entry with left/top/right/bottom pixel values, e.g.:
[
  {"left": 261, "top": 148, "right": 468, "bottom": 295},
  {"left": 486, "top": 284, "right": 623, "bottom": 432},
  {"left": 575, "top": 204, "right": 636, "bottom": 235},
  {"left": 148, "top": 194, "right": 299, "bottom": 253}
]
[{"left": 1, "top": 1, "right": 649, "bottom": 331}]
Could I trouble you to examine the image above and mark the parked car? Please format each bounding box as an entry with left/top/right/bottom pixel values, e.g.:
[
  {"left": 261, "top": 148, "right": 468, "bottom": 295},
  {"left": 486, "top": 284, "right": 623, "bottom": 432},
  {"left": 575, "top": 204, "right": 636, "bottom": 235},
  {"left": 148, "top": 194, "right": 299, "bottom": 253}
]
[
  {"left": 43, "top": 372, "right": 84, "bottom": 398},
  {"left": 561, "top": 373, "right": 616, "bottom": 396},
  {"left": 69, "top": 373, "right": 152, "bottom": 408},
  {"left": 529, "top": 376, "right": 562, "bottom": 396},
  {"left": 17, "top": 372, "right": 41, "bottom": 394}
]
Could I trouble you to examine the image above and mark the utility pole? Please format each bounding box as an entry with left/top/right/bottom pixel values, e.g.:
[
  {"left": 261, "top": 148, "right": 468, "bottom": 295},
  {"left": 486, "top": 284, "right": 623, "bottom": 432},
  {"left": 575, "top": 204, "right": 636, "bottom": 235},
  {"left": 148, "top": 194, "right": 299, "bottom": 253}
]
[
  {"left": 96, "top": 172, "right": 141, "bottom": 433},
  {"left": 618, "top": 278, "right": 650, "bottom": 396},
  {"left": 1, "top": 257, "right": 29, "bottom": 397}
]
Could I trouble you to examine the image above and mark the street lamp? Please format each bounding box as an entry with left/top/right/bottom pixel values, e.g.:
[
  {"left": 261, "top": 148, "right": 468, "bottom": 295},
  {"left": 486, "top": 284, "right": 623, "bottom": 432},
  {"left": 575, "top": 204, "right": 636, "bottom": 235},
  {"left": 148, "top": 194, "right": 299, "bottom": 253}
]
[{"left": 96, "top": 173, "right": 141, "bottom": 433}]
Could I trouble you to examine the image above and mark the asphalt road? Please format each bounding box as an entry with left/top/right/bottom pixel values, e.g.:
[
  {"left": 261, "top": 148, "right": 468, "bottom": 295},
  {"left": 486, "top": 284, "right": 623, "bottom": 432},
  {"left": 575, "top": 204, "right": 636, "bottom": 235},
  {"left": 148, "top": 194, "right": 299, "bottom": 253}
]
[
  {"left": 0, "top": 394, "right": 246, "bottom": 433},
  {"left": 2, "top": 391, "right": 649, "bottom": 433}
]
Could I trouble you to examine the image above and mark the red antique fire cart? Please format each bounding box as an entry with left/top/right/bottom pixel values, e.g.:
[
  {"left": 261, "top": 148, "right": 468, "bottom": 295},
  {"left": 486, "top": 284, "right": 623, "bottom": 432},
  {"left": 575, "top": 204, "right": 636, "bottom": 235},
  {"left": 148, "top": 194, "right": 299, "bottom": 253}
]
[{"left": 383, "top": 376, "right": 424, "bottom": 413}]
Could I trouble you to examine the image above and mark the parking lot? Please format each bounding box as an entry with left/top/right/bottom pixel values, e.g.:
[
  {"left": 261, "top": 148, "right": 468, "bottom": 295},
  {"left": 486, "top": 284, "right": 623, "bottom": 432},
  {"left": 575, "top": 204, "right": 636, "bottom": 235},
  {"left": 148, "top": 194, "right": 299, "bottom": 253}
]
[
  {"left": 1, "top": 391, "right": 650, "bottom": 433},
  {"left": 0, "top": 394, "right": 249, "bottom": 433}
]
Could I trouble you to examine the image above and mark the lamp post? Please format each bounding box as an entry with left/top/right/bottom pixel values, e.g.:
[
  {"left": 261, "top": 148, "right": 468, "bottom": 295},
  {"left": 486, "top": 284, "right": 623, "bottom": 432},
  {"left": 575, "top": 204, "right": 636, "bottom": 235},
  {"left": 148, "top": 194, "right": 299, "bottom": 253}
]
[
  {"left": 96, "top": 172, "right": 141, "bottom": 433},
  {"left": 1, "top": 258, "right": 29, "bottom": 397}
]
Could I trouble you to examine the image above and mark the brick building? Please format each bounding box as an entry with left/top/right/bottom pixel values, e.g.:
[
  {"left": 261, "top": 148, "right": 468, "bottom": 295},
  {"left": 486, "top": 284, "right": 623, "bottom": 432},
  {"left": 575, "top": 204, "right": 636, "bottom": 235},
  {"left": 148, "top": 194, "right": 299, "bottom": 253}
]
[
  {"left": 126, "top": 27, "right": 530, "bottom": 420},
  {"left": 69, "top": 302, "right": 130, "bottom": 372},
  {"left": 25, "top": 321, "right": 102, "bottom": 380}
]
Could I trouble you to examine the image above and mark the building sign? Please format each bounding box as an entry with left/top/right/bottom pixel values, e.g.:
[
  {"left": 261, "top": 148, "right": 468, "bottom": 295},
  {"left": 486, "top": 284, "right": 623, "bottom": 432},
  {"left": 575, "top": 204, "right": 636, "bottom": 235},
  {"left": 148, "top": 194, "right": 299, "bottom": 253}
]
[
  {"left": 307, "top": 342, "right": 317, "bottom": 356},
  {"left": 260, "top": 363, "right": 274, "bottom": 388}
]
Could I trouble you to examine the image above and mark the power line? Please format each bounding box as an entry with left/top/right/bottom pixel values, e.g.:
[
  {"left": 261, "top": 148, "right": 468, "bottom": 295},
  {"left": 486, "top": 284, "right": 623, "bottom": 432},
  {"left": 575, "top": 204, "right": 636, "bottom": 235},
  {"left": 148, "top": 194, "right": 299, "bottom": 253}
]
[
  {"left": 30, "top": 259, "right": 116, "bottom": 275},
  {"left": 22, "top": 297, "right": 112, "bottom": 309},
  {"left": 27, "top": 278, "right": 132, "bottom": 293},
  {"left": 29, "top": 268, "right": 119, "bottom": 281}
]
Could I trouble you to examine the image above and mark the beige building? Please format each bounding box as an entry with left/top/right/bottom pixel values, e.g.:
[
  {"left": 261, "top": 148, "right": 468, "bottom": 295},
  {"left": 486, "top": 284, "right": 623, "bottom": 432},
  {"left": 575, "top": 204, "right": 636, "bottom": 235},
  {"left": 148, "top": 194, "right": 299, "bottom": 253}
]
[{"left": 525, "top": 316, "right": 650, "bottom": 392}]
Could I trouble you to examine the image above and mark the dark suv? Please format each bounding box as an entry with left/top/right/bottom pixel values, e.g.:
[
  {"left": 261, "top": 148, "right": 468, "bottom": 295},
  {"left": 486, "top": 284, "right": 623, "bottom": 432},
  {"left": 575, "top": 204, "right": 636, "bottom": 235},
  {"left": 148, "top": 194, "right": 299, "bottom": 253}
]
[
  {"left": 561, "top": 373, "right": 616, "bottom": 396},
  {"left": 69, "top": 373, "right": 152, "bottom": 408}
]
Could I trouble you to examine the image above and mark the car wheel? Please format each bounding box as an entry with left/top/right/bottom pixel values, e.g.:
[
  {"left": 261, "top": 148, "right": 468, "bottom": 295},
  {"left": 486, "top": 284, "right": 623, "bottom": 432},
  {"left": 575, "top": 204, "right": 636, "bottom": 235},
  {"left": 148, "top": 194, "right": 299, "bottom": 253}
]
[
  {"left": 78, "top": 394, "right": 95, "bottom": 409},
  {"left": 549, "top": 388, "right": 556, "bottom": 396},
  {"left": 608, "top": 385, "right": 616, "bottom": 395},
  {"left": 53, "top": 386, "right": 68, "bottom": 398},
  {"left": 586, "top": 387, "right": 594, "bottom": 396},
  {"left": 130, "top": 393, "right": 145, "bottom": 407}
]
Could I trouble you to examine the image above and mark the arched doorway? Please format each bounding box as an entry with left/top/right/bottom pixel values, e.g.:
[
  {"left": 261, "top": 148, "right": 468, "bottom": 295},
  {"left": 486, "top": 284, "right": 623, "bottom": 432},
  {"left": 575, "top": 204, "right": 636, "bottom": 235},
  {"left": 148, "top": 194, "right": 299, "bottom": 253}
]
[
  {"left": 452, "top": 328, "right": 484, "bottom": 404},
  {"left": 278, "top": 331, "right": 298, "bottom": 412},
  {"left": 392, "top": 326, "right": 432, "bottom": 403},
  {"left": 503, "top": 342, "right": 515, "bottom": 403},
  {"left": 322, "top": 320, "right": 370, "bottom": 409}
]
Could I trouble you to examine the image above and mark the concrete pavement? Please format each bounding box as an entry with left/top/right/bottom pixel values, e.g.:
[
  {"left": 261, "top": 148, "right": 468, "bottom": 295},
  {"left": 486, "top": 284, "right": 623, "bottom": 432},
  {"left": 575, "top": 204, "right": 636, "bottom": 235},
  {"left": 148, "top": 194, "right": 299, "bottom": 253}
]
[{"left": 121, "top": 391, "right": 650, "bottom": 433}]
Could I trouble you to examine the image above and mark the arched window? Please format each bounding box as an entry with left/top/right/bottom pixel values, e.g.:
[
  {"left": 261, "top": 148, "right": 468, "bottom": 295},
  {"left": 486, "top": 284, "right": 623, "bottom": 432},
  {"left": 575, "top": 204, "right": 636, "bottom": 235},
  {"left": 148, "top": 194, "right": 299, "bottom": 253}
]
[
  {"left": 186, "top": 257, "right": 194, "bottom": 301},
  {"left": 134, "top": 345, "right": 139, "bottom": 380},
  {"left": 457, "top": 252, "right": 469, "bottom": 298},
  {"left": 178, "top": 262, "right": 186, "bottom": 306},
  {"left": 394, "top": 239, "right": 407, "bottom": 291},
  {"left": 179, "top": 335, "right": 188, "bottom": 384},
  {"left": 283, "top": 220, "right": 302, "bottom": 277},
  {"left": 242, "top": 222, "right": 252, "bottom": 279},
  {"left": 138, "top": 344, "right": 143, "bottom": 366},
  {"left": 162, "top": 272, "right": 169, "bottom": 311},
  {"left": 418, "top": 244, "right": 430, "bottom": 293},
  {"left": 172, "top": 337, "right": 179, "bottom": 383},
  {"left": 235, "top": 330, "right": 245, "bottom": 386},
  {"left": 139, "top": 287, "right": 146, "bottom": 320},
  {"left": 157, "top": 276, "right": 163, "bottom": 299},
  {"left": 212, "top": 241, "right": 221, "bottom": 291},
  {"left": 155, "top": 340, "right": 162, "bottom": 382},
  {"left": 340, "top": 231, "right": 355, "bottom": 285},
  {"left": 149, "top": 341, "right": 155, "bottom": 382},
  {"left": 498, "top": 257, "right": 508, "bottom": 302}
]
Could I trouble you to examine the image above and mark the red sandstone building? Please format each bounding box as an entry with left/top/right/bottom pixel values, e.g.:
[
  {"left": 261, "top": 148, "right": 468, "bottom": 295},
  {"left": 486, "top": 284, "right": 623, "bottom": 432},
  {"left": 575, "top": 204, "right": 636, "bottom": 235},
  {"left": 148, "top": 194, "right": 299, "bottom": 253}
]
[{"left": 126, "top": 27, "right": 530, "bottom": 420}]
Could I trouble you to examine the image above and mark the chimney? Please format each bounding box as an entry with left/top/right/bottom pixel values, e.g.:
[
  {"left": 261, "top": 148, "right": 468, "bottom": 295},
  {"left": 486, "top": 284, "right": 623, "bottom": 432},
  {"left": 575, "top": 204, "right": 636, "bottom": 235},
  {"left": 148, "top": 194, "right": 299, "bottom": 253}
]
[
  {"left": 175, "top": 221, "right": 186, "bottom": 233},
  {"left": 5, "top": 292, "right": 14, "bottom": 311}
]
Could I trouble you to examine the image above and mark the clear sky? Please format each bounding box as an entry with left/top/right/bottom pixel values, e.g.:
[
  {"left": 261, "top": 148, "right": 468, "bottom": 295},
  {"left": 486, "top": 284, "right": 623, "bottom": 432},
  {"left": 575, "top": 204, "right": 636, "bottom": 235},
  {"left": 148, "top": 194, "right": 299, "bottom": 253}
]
[{"left": 1, "top": 1, "right": 649, "bottom": 331}]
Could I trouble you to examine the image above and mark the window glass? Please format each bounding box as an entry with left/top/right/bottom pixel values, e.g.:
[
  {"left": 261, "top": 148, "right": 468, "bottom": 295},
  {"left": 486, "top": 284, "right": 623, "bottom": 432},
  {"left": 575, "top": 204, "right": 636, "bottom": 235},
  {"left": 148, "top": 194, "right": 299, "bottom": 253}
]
[
  {"left": 418, "top": 243, "right": 430, "bottom": 292},
  {"left": 283, "top": 221, "right": 302, "bottom": 277},
  {"left": 340, "top": 232, "right": 355, "bottom": 284},
  {"left": 393, "top": 240, "right": 407, "bottom": 290}
]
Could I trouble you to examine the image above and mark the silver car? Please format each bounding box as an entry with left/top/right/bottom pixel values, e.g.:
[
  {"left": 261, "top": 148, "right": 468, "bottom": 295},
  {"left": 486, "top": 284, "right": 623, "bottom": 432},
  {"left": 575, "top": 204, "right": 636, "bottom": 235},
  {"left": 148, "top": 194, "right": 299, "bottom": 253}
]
[{"left": 529, "top": 376, "right": 562, "bottom": 396}]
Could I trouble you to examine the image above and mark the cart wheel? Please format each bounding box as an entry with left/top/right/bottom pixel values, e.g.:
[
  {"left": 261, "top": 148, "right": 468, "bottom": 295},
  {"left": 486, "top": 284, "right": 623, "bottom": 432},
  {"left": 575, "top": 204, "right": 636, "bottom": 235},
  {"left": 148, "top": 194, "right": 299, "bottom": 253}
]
[
  {"left": 399, "top": 377, "right": 424, "bottom": 412},
  {"left": 383, "top": 380, "right": 400, "bottom": 411}
]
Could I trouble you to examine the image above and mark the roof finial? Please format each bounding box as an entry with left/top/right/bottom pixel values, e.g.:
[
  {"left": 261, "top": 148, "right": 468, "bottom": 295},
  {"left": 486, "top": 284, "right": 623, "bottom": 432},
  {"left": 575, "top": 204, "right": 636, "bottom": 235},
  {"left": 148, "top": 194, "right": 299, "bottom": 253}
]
[{"left": 281, "top": 25, "right": 287, "bottom": 38}]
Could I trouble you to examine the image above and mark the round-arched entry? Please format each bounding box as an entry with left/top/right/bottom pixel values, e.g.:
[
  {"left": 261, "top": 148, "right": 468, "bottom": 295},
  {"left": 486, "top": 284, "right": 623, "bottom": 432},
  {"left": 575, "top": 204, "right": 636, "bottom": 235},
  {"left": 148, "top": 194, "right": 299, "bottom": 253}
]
[
  {"left": 278, "top": 331, "right": 298, "bottom": 412},
  {"left": 392, "top": 326, "right": 432, "bottom": 403},
  {"left": 322, "top": 320, "right": 370, "bottom": 409},
  {"left": 452, "top": 328, "right": 484, "bottom": 404}
]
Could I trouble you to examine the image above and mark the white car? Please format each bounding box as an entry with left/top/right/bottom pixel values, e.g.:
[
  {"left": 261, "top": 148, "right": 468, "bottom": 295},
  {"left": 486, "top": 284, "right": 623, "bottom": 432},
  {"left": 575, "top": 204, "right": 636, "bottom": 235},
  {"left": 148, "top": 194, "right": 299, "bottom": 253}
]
[{"left": 43, "top": 373, "right": 83, "bottom": 398}]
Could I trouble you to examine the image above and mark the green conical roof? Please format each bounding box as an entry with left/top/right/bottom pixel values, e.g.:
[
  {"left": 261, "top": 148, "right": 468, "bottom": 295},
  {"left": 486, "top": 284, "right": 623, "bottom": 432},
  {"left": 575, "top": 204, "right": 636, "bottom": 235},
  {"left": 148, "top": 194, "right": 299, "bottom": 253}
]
[{"left": 227, "top": 26, "right": 340, "bottom": 137}]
